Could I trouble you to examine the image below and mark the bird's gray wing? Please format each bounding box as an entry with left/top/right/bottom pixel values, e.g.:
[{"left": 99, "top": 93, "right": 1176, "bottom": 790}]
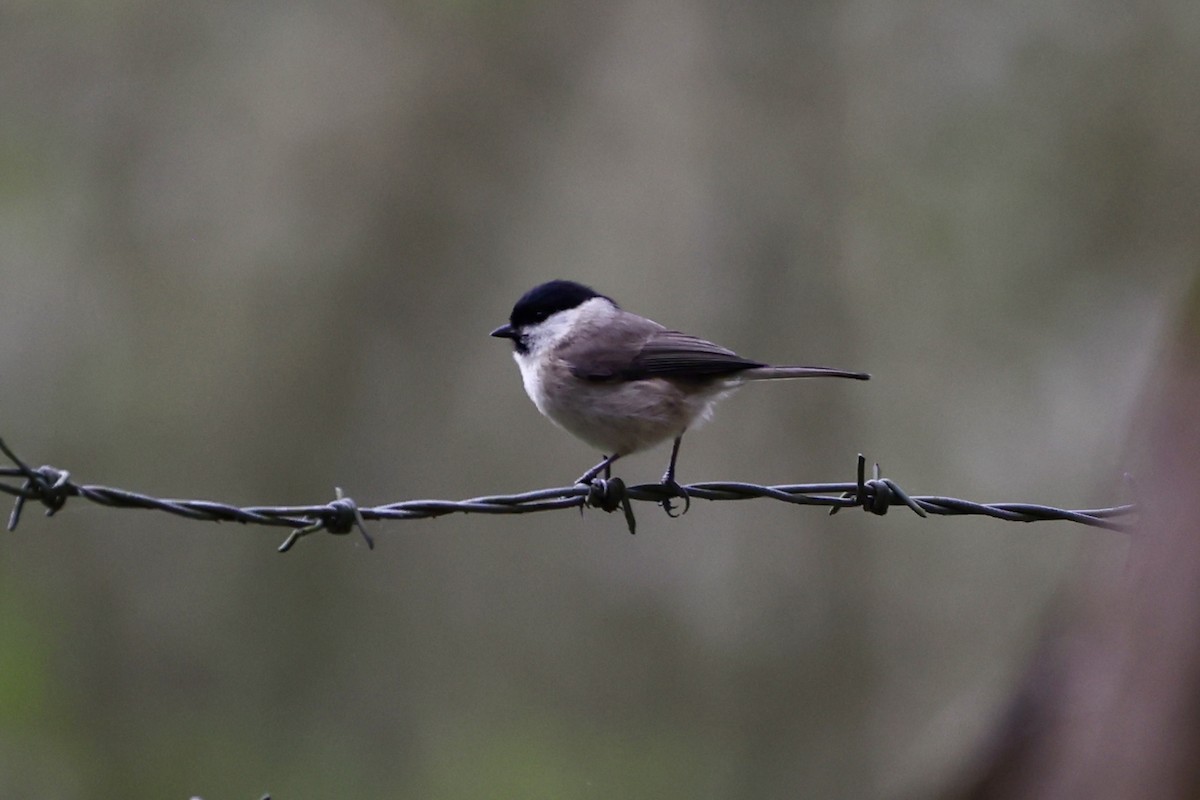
[
  {"left": 626, "top": 330, "right": 765, "bottom": 379},
  {"left": 559, "top": 315, "right": 665, "bottom": 381},
  {"left": 563, "top": 322, "right": 763, "bottom": 382}
]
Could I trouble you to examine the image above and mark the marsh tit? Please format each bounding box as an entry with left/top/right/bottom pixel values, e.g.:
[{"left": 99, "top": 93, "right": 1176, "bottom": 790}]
[{"left": 491, "top": 280, "right": 868, "bottom": 508}]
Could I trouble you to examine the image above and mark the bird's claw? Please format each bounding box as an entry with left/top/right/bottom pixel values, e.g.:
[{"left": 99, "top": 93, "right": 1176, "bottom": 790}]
[{"left": 659, "top": 479, "right": 690, "bottom": 517}]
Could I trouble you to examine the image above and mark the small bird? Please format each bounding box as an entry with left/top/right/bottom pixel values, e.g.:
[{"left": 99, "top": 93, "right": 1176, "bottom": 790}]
[{"left": 491, "top": 280, "right": 869, "bottom": 512}]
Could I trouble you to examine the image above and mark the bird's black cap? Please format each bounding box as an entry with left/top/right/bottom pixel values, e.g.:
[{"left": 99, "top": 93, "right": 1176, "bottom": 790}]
[{"left": 504, "top": 280, "right": 613, "bottom": 330}]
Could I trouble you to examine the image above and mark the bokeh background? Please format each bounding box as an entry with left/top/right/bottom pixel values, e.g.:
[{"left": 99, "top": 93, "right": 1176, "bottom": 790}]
[{"left": 1, "top": 2, "right": 1195, "bottom": 798}]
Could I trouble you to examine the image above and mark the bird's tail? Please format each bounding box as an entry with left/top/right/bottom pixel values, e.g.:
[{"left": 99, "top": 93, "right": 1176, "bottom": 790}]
[{"left": 741, "top": 366, "right": 870, "bottom": 381}]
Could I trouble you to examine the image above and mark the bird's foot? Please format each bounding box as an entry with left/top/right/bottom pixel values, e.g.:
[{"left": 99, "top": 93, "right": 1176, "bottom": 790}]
[
  {"left": 659, "top": 477, "right": 691, "bottom": 518},
  {"left": 576, "top": 455, "right": 618, "bottom": 486}
]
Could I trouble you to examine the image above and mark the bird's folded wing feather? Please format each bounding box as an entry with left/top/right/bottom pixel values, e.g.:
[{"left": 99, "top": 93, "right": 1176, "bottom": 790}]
[
  {"left": 567, "top": 329, "right": 763, "bottom": 381},
  {"left": 630, "top": 331, "right": 765, "bottom": 378}
]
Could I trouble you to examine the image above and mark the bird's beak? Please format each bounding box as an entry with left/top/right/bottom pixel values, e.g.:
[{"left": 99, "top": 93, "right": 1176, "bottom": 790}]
[{"left": 490, "top": 323, "right": 517, "bottom": 339}]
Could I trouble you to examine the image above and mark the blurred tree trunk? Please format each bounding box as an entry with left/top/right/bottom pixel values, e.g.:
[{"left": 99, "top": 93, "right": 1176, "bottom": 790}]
[{"left": 944, "top": 272, "right": 1200, "bottom": 799}]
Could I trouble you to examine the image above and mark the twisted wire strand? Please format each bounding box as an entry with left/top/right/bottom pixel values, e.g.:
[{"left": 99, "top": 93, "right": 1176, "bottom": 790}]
[{"left": 0, "top": 439, "right": 1136, "bottom": 551}]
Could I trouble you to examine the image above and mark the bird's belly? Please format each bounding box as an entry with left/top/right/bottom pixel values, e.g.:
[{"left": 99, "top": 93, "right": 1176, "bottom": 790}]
[{"left": 529, "top": 372, "right": 720, "bottom": 456}]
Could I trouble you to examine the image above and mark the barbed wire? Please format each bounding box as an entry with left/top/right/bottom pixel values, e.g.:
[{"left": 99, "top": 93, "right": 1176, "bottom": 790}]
[{"left": 0, "top": 438, "right": 1136, "bottom": 551}]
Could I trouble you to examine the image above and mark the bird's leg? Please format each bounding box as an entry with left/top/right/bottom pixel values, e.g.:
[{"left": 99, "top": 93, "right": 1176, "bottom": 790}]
[
  {"left": 577, "top": 454, "right": 621, "bottom": 485},
  {"left": 659, "top": 436, "right": 691, "bottom": 517}
]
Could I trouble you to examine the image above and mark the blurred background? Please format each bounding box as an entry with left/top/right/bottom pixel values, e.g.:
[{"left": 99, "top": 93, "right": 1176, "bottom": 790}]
[{"left": 0, "top": 2, "right": 1195, "bottom": 797}]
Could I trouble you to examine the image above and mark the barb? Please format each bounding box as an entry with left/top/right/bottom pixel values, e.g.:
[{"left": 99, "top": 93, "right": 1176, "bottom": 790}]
[{"left": 0, "top": 439, "right": 1136, "bottom": 551}]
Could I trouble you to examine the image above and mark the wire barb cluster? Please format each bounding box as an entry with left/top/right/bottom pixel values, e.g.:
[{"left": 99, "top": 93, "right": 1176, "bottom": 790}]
[{"left": 0, "top": 438, "right": 1136, "bottom": 550}]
